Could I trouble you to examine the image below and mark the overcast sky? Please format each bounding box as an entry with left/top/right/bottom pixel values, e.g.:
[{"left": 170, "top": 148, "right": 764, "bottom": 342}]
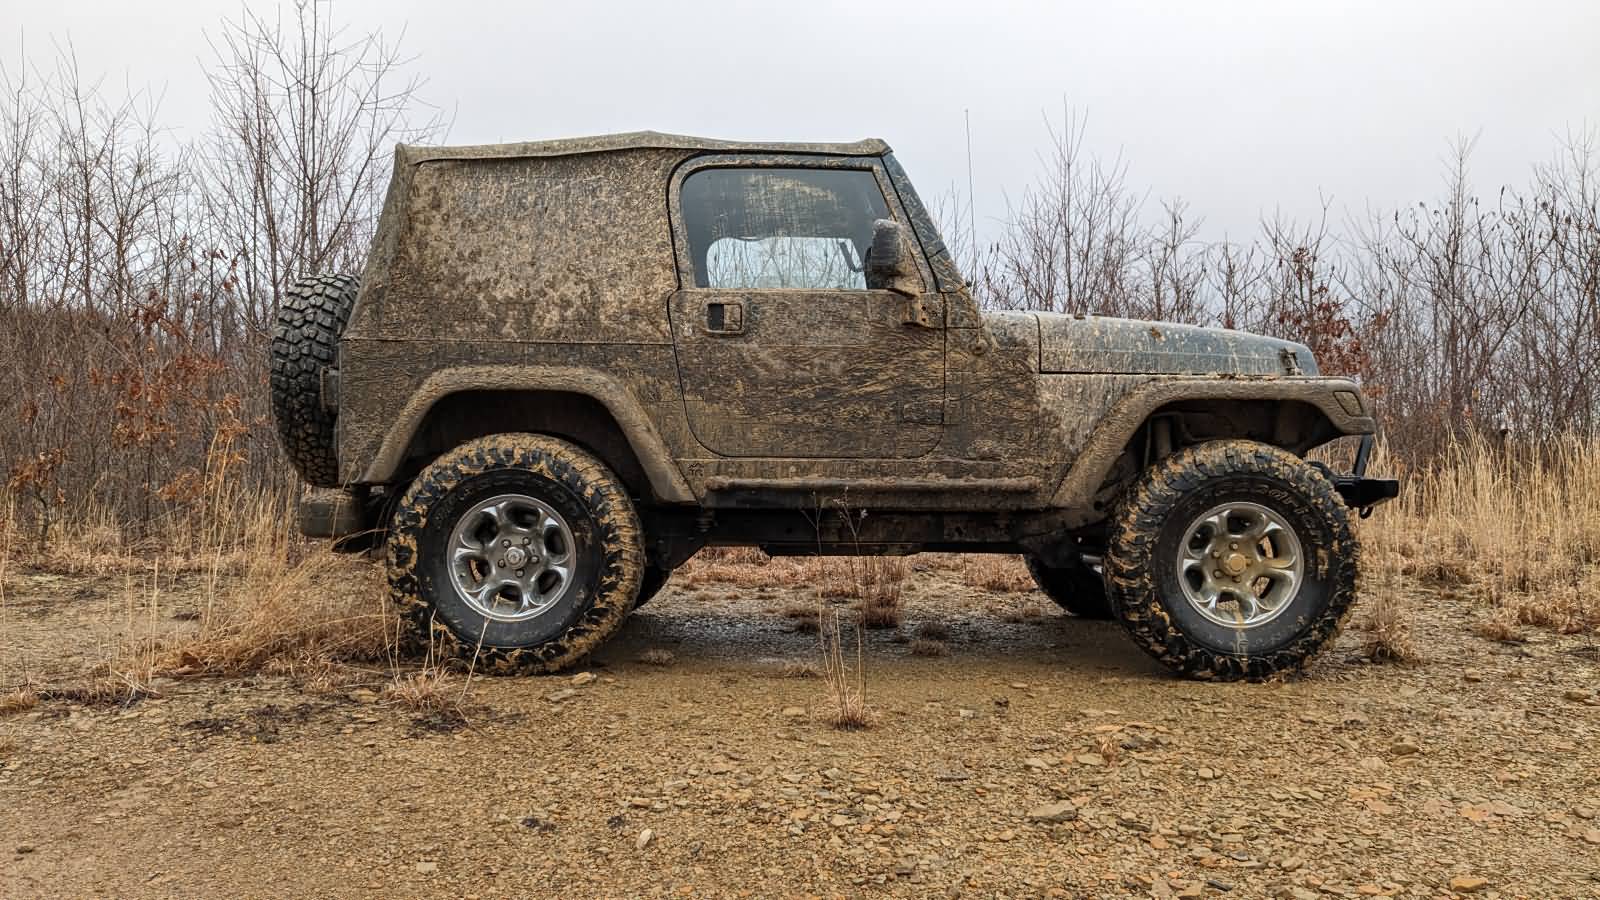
[{"left": 10, "top": 0, "right": 1599, "bottom": 245}]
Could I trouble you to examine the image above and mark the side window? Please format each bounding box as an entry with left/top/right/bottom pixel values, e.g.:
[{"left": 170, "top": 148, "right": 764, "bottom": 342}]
[{"left": 680, "top": 167, "right": 891, "bottom": 290}]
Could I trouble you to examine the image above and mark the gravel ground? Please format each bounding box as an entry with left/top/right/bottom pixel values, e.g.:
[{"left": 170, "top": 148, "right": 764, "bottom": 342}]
[{"left": 2, "top": 563, "right": 1598, "bottom": 898}]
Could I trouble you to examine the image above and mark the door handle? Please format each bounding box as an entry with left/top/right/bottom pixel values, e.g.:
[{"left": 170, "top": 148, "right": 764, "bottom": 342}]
[{"left": 704, "top": 300, "right": 745, "bottom": 335}]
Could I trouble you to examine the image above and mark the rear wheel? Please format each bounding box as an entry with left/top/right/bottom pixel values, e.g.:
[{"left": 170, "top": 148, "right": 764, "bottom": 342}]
[
  {"left": 1104, "top": 440, "right": 1357, "bottom": 681},
  {"left": 1025, "top": 556, "right": 1112, "bottom": 619},
  {"left": 387, "top": 434, "right": 644, "bottom": 673}
]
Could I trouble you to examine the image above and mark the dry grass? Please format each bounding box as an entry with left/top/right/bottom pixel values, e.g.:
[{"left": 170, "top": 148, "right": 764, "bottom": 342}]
[
  {"left": 1094, "top": 733, "right": 1124, "bottom": 767},
  {"left": 383, "top": 665, "right": 469, "bottom": 725},
  {"left": 679, "top": 546, "right": 788, "bottom": 587},
  {"left": 684, "top": 548, "right": 909, "bottom": 629},
  {"left": 1354, "top": 592, "right": 1423, "bottom": 664},
  {"left": 996, "top": 599, "right": 1047, "bottom": 624},
  {"left": 685, "top": 548, "right": 909, "bottom": 627},
  {"left": 962, "top": 555, "right": 1034, "bottom": 593},
  {"left": 2, "top": 449, "right": 406, "bottom": 704},
  {"left": 0, "top": 685, "right": 39, "bottom": 716},
  {"left": 852, "top": 557, "right": 907, "bottom": 628},
  {"left": 817, "top": 609, "right": 872, "bottom": 730},
  {"left": 5, "top": 437, "right": 301, "bottom": 579},
  {"left": 780, "top": 602, "right": 819, "bottom": 620},
  {"left": 1363, "top": 435, "right": 1600, "bottom": 637},
  {"left": 149, "top": 549, "right": 391, "bottom": 678},
  {"left": 7, "top": 433, "right": 1598, "bottom": 708},
  {"left": 1474, "top": 609, "right": 1527, "bottom": 644}
]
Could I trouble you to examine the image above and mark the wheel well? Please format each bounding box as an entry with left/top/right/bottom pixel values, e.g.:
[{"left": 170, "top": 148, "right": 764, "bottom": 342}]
[
  {"left": 398, "top": 390, "right": 653, "bottom": 498},
  {"left": 1138, "top": 399, "right": 1340, "bottom": 460},
  {"left": 1083, "top": 399, "right": 1341, "bottom": 520}
]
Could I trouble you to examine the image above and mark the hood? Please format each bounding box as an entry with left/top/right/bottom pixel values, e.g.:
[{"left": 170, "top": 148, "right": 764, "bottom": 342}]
[{"left": 1024, "top": 312, "right": 1317, "bottom": 376}]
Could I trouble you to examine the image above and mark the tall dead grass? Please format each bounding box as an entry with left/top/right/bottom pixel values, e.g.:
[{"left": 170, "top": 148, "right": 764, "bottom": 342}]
[
  {"left": 818, "top": 608, "right": 872, "bottom": 730},
  {"left": 1, "top": 446, "right": 399, "bottom": 702},
  {"left": 1362, "top": 434, "right": 1600, "bottom": 637},
  {"left": 152, "top": 548, "right": 392, "bottom": 679}
]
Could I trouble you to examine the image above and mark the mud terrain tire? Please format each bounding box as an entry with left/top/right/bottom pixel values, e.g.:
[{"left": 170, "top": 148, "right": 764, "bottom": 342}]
[
  {"left": 387, "top": 434, "right": 644, "bottom": 674},
  {"left": 270, "top": 273, "right": 359, "bottom": 488},
  {"left": 1104, "top": 440, "right": 1357, "bottom": 681},
  {"left": 1026, "top": 556, "right": 1113, "bottom": 619}
]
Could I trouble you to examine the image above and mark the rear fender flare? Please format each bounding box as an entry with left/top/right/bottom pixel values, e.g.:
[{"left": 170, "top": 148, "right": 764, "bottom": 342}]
[{"left": 358, "top": 365, "right": 695, "bottom": 503}]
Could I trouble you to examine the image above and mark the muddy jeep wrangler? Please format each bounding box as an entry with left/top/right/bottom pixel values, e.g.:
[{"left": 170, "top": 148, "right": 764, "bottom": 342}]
[{"left": 270, "top": 132, "right": 1397, "bottom": 680}]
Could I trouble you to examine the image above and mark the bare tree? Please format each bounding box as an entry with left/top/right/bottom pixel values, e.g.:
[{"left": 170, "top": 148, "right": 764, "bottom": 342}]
[
  {"left": 201, "top": 0, "right": 444, "bottom": 332},
  {"left": 0, "top": 5, "right": 441, "bottom": 543},
  {"left": 978, "top": 105, "right": 1145, "bottom": 315}
]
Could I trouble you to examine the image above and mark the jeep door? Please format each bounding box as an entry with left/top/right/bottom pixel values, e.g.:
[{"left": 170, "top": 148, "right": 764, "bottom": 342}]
[{"left": 666, "top": 157, "right": 945, "bottom": 458}]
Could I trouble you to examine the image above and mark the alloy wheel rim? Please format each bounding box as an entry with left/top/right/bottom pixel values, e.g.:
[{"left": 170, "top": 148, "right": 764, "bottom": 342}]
[
  {"left": 1175, "top": 501, "right": 1304, "bottom": 629},
  {"left": 447, "top": 493, "right": 576, "bottom": 622}
]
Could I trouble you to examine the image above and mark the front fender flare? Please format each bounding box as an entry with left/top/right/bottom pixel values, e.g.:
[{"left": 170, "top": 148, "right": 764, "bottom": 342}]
[{"left": 1049, "top": 376, "right": 1376, "bottom": 513}]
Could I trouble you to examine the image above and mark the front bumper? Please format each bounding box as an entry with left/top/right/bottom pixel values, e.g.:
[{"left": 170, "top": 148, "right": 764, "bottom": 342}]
[{"left": 1327, "top": 435, "right": 1399, "bottom": 516}]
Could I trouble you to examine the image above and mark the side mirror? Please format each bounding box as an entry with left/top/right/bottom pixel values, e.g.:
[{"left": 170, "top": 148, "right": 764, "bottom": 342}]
[
  {"left": 866, "top": 219, "right": 914, "bottom": 287},
  {"left": 865, "top": 219, "right": 932, "bottom": 326}
]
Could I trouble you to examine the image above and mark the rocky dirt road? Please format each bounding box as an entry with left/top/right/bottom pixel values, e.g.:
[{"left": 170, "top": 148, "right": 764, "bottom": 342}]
[{"left": 2, "top": 563, "right": 1598, "bottom": 898}]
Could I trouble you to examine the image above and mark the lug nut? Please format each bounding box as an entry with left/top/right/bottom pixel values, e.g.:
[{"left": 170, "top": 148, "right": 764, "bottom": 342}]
[
  {"left": 1211, "top": 551, "right": 1221, "bottom": 559},
  {"left": 1232, "top": 575, "right": 1242, "bottom": 583},
  {"left": 497, "top": 559, "right": 506, "bottom": 567},
  {"left": 522, "top": 537, "right": 531, "bottom": 545},
  {"left": 1229, "top": 542, "right": 1238, "bottom": 550},
  {"left": 515, "top": 570, "right": 525, "bottom": 577},
  {"left": 502, "top": 540, "right": 511, "bottom": 548},
  {"left": 1213, "top": 569, "right": 1223, "bottom": 578}
]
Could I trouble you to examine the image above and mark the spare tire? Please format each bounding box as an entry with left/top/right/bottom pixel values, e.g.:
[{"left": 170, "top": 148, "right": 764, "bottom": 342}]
[{"left": 270, "top": 274, "right": 359, "bottom": 487}]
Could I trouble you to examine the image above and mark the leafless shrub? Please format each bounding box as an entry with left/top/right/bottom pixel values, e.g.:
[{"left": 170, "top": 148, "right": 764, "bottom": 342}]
[
  {"left": 915, "top": 621, "right": 951, "bottom": 642},
  {"left": 0, "top": 5, "right": 439, "bottom": 549},
  {"left": 908, "top": 639, "right": 948, "bottom": 658},
  {"left": 955, "top": 109, "right": 1600, "bottom": 462}
]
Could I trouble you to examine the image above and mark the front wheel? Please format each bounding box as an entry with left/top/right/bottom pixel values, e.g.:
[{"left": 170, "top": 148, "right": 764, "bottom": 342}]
[
  {"left": 387, "top": 434, "right": 644, "bottom": 673},
  {"left": 1104, "top": 440, "right": 1357, "bottom": 681}
]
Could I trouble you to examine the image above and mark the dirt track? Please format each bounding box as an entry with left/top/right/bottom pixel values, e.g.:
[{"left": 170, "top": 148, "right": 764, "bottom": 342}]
[{"left": 3, "top": 563, "right": 1599, "bottom": 899}]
